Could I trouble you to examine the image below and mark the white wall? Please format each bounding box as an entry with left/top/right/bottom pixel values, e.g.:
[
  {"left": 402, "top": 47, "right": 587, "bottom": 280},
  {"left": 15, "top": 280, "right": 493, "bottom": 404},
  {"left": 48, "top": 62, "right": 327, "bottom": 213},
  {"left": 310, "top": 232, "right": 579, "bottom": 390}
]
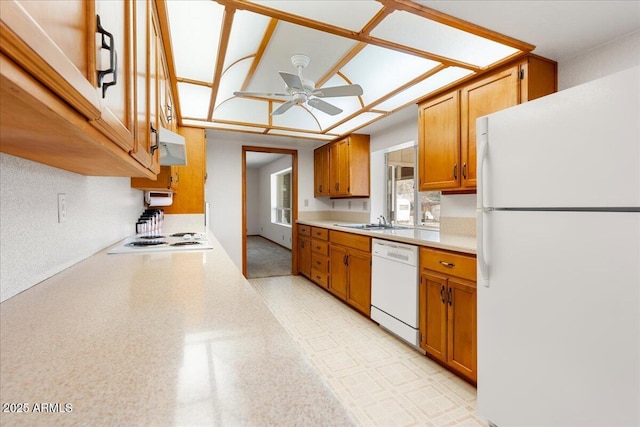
[
  {"left": 245, "top": 168, "right": 259, "bottom": 235},
  {"left": 559, "top": 30, "right": 640, "bottom": 90},
  {"left": 0, "top": 153, "right": 144, "bottom": 302},
  {"left": 207, "top": 134, "right": 322, "bottom": 269},
  {"left": 258, "top": 155, "right": 293, "bottom": 249}
]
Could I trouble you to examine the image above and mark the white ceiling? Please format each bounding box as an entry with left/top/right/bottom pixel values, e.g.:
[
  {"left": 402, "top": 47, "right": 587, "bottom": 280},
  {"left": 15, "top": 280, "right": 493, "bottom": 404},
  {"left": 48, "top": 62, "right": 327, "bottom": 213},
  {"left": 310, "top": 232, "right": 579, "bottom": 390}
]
[
  {"left": 167, "top": 1, "right": 640, "bottom": 147},
  {"left": 245, "top": 151, "right": 287, "bottom": 168}
]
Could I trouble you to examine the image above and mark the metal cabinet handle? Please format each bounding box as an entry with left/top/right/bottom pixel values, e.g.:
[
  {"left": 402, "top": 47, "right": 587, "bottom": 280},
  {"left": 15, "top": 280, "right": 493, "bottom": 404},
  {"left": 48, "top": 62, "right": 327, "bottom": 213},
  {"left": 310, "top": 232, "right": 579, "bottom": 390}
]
[
  {"left": 453, "top": 163, "right": 458, "bottom": 180},
  {"left": 343, "top": 255, "right": 347, "bottom": 265},
  {"left": 150, "top": 125, "right": 159, "bottom": 154},
  {"left": 335, "top": 183, "right": 339, "bottom": 191},
  {"left": 440, "top": 285, "right": 445, "bottom": 303},
  {"left": 345, "top": 255, "right": 349, "bottom": 266},
  {"left": 96, "top": 15, "right": 118, "bottom": 98},
  {"left": 462, "top": 162, "right": 467, "bottom": 179},
  {"left": 175, "top": 173, "right": 179, "bottom": 184},
  {"left": 447, "top": 287, "right": 452, "bottom": 306},
  {"left": 439, "top": 261, "right": 455, "bottom": 268}
]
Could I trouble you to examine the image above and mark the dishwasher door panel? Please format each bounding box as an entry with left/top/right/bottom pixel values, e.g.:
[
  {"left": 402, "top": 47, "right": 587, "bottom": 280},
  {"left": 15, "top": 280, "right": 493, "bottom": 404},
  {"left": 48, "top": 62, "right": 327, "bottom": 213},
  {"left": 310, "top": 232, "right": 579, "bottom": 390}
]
[{"left": 371, "top": 255, "right": 419, "bottom": 327}]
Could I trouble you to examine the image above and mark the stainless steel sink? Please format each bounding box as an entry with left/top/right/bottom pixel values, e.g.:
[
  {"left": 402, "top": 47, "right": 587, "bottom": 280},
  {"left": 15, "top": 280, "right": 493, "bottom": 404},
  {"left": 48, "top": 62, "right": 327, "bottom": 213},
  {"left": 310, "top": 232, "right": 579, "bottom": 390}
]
[{"left": 335, "top": 223, "right": 410, "bottom": 231}]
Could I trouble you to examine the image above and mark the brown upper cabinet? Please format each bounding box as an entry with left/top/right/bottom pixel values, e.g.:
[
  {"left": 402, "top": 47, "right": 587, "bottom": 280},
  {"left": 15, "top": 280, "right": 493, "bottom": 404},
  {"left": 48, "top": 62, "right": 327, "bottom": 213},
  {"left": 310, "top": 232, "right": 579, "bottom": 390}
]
[
  {"left": 313, "top": 144, "right": 330, "bottom": 197},
  {"left": 0, "top": 0, "right": 165, "bottom": 178},
  {"left": 314, "top": 134, "right": 370, "bottom": 198},
  {"left": 418, "top": 55, "right": 557, "bottom": 192}
]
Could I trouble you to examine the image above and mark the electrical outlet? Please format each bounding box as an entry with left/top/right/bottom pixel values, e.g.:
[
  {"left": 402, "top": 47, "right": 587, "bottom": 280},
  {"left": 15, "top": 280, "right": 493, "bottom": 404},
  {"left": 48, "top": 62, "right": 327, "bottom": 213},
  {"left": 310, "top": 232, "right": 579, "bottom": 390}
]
[
  {"left": 348, "top": 201, "right": 352, "bottom": 209},
  {"left": 332, "top": 201, "right": 335, "bottom": 209},
  {"left": 363, "top": 201, "right": 368, "bottom": 211},
  {"left": 304, "top": 199, "right": 309, "bottom": 207},
  {"left": 57, "top": 193, "right": 67, "bottom": 223}
]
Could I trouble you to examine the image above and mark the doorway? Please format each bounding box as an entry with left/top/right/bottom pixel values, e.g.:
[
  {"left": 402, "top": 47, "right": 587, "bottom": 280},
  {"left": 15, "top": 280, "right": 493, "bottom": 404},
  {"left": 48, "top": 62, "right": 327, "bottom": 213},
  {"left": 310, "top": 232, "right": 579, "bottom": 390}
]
[{"left": 242, "top": 146, "right": 298, "bottom": 278}]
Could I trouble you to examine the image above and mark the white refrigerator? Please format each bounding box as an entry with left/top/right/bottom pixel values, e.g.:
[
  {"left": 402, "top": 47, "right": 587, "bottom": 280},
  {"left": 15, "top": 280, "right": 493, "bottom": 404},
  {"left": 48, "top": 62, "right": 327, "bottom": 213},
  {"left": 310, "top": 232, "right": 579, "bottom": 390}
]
[{"left": 476, "top": 66, "right": 640, "bottom": 426}]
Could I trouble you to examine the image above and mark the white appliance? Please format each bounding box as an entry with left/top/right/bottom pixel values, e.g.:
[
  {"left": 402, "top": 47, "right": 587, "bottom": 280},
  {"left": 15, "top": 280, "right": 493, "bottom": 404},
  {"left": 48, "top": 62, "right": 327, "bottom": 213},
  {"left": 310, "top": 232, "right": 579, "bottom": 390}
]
[
  {"left": 371, "top": 238, "right": 421, "bottom": 349},
  {"left": 108, "top": 232, "right": 214, "bottom": 254},
  {"left": 476, "top": 66, "right": 639, "bottom": 427}
]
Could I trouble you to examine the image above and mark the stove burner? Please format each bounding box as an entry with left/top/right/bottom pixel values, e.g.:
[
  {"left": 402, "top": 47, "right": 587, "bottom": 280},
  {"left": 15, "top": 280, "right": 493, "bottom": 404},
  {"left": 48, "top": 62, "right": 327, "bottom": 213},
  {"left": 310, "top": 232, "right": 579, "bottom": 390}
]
[
  {"left": 138, "top": 235, "right": 166, "bottom": 239},
  {"left": 170, "top": 241, "right": 202, "bottom": 247},
  {"left": 126, "top": 240, "right": 167, "bottom": 247},
  {"left": 170, "top": 232, "right": 197, "bottom": 237}
]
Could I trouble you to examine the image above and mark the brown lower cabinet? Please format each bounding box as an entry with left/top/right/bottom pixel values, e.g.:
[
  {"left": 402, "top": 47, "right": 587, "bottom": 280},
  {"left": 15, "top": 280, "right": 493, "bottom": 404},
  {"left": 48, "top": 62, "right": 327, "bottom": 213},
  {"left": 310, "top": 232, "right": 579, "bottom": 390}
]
[
  {"left": 420, "top": 247, "right": 477, "bottom": 383},
  {"left": 297, "top": 226, "right": 372, "bottom": 316}
]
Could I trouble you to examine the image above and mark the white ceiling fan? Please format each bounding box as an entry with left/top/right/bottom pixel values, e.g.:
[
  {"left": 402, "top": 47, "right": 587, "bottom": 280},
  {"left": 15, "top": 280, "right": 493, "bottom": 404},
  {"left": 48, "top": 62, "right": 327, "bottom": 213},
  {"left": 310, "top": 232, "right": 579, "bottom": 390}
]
[{"left": 233, "top": 54, "right": 363, "bottom": 116}]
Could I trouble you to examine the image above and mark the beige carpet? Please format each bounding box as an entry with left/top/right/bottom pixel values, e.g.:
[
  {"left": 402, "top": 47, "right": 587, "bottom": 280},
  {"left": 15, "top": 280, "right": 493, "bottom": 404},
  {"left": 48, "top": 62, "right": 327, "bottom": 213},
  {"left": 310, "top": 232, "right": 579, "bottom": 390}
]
[{"left": 246, "top": 235, "right": 292, "bottom": 278}]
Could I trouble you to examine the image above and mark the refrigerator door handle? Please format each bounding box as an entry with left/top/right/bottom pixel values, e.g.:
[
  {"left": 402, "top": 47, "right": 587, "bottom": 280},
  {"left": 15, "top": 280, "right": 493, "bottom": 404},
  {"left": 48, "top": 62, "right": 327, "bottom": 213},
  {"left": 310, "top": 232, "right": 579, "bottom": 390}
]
[{"left": 477, "top": 117, "right": 490, "bottom": 283}]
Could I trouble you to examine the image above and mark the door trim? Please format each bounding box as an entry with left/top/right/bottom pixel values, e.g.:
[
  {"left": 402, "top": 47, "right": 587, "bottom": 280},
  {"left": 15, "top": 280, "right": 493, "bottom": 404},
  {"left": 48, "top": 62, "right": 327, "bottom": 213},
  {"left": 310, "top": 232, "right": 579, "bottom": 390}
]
[{"left": 242, "top": 146, "right": 298, "bottom": 277}]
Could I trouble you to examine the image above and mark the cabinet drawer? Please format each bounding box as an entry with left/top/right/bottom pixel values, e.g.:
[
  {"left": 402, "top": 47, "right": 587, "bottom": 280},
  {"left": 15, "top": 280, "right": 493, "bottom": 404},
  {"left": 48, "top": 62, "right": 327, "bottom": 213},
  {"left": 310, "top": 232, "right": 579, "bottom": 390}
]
[
  {"left": 311, "top": 269, "right": 329, "bottom": 289},
  {"left": 312, "top": 240, "right": 329, "bottom": 256},
  {"left": 311, "top": 227, "right": 328, "bottom": 240},
  {"left": 299, "top": 225, "right": 311, "bottom": 236},
  {"left": 420, "top": 247, "right": 476, "bottom": 282},
  {"left": 330, "top": 230, "right": 371, "bottom": 252},
  {"left": 311, "top": 254, "right": 329, "bottom": 274}
]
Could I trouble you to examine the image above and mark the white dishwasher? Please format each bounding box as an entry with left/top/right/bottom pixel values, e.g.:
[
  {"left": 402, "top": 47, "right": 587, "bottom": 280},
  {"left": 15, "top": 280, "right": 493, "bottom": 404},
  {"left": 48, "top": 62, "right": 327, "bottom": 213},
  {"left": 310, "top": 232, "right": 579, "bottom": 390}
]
[{"left": 371, "top": 238, "right": 421, "bottom": 350}]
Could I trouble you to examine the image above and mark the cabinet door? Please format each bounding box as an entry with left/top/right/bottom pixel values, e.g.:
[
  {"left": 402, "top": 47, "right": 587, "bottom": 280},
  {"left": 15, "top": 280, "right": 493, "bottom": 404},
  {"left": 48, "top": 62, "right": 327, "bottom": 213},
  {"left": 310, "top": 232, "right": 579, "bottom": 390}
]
[
  {"left": 314, "top": 145, "right": 330, "bottom": 197},
  {"left": 329, "top": 245, "right": 348, "bottom": 300},
  {"left": 130, "top": 0, "right": 159, "bottom": 172},
  {"left": 418, "top": 92, "right": 460, "bottom": 191},
  {"left": 330, "top": 139, "right": 350, "bottom": 196},
  {"left": 92, "top": 0, "right": 135, "bottom": 152},
  {"left": 298, "top": 235, "right": 312, "bottom": 278},
  {"left": 460, "top": 67, "right": 518, "bottom": 189},
  {"left": 420, "top": 272, "right": 448, "bottom": 363},
  {"left": 1, "top": 0, "right": 101, "bottom": 120},
  {"left": 346, "top": 249, "right": 371, "bottom": 316},
  {"left": 447, "top": 278, "right": 477, "bottom": 381}
]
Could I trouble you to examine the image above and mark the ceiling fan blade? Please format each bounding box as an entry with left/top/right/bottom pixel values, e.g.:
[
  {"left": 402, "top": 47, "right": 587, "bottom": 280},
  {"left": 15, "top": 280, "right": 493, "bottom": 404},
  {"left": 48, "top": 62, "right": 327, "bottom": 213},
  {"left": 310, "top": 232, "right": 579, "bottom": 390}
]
[
  {"left": 279, "top": 72, "right": 304, "bottom": 91},
  {"left": 271, "top": 100, "right": 296, "bottom": 116},
  {"left": 234, "top": 91, "right": 289, "bottom": 98},
  {"left": 307, "top": 98, "right": 343, "bottom": 115},
  {"left": 311, "top": 84, "right": 363, "bottom": 98}
]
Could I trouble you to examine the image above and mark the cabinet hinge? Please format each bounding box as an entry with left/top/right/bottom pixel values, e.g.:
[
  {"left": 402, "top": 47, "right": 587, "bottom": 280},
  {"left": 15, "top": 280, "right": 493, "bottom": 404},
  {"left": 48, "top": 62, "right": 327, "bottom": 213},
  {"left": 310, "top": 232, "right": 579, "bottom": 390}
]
[{"left": 519, "top": 69, "right": 525, "bottom": 80}]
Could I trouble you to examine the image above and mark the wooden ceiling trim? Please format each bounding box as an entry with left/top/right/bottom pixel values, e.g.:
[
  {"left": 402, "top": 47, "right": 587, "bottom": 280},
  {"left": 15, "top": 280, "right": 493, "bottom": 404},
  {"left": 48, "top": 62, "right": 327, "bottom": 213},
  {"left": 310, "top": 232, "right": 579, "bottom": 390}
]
[
  {"left": 360, "top": 3, "right": 394, "bottom": 36},
  {"left": 176, "top": 77, "right": 213, "bottom": 88},
  {"left": 241, "top": 18, "right": 278, "bottom": 91},
  {"left": 381, "top": 0, "right": 535, "bottom": 53},
  {"left": 208, "top": 117, "right": 331, "bottom": 135},
  {"left": 207, "top": 6, "right": 236, "bottom": 120},
  {"left": 316, "top": 42, "right": 366, "bottom": 88},
  {"left": 212, "top": 0, "right": 480, "bottom": 70},
  {"left": 154, "top": 0, "right": 183, "bottom": 123}
]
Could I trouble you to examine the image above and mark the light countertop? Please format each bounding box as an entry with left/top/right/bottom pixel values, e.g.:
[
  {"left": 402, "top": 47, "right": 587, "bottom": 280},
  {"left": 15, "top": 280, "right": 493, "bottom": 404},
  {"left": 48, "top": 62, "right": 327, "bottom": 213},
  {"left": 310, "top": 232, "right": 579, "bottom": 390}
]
[
  {"left": 297, "top": 220, "right": 477, "bottom": 255},
  {"left": 0, "top": 232, "right": 355, "bottom": 426}
]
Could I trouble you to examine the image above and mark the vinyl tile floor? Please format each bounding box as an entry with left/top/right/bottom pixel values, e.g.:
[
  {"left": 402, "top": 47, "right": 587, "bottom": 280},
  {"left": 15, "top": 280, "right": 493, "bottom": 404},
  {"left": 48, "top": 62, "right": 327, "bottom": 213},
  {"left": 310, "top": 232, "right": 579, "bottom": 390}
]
[{"left": 249, "top": 275, "right": 486, "bottom": 427}]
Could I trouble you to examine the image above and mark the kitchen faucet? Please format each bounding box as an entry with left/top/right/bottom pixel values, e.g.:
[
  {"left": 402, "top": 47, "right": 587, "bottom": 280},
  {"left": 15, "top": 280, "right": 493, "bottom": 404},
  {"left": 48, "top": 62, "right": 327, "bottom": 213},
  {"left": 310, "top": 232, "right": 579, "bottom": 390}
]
[{"left": 378, "top": 215, "right": 387, "bottom": 225}]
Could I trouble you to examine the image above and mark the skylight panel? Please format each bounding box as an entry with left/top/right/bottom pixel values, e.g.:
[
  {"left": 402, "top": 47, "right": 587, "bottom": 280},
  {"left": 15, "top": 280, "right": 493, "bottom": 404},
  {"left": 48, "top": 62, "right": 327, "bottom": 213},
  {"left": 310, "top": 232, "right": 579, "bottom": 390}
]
[
  {"left": 339, "top": 45, "right": 441, "bottom": 105},
  {"left": 375, "top": 67, "right": 473, "bottom": 111},
  {"left": 223, "top": 10, "right": 271, "bottom": 71},
  {"left": 177, "top": 83, "right": 211, "bottom": 119},
  {"left": 167, "top": 0, "right": 223, "bottom": 82},
  {"left": 272, "top": 105, "right": 324, "bottom": 132},
  {"left": 213, "top": 98, "right": 270, "bottom": 125},
  {"left": 371, "top": 11, "right": 520, "bottom": 67},
  {"left": 216, "top": 58, "right": 253, "bottom": 109}
]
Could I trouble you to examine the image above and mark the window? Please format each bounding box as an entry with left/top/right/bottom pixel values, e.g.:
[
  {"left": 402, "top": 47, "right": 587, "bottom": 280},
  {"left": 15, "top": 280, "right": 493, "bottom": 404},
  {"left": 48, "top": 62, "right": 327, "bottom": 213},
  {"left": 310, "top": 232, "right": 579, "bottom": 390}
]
[
  {"left": 271, "top": 168, "right": 292, "bottom": 226},
  {"left": 385, "top": 145, "right": 440, "bottom": 229}
]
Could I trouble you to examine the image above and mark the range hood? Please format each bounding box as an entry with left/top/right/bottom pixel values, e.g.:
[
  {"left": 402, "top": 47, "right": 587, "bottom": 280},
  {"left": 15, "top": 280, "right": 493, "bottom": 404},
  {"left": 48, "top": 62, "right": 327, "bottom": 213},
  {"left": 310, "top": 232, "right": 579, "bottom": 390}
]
[{"left": 158, "top": 127, "right": 187, "bottom": 166}]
